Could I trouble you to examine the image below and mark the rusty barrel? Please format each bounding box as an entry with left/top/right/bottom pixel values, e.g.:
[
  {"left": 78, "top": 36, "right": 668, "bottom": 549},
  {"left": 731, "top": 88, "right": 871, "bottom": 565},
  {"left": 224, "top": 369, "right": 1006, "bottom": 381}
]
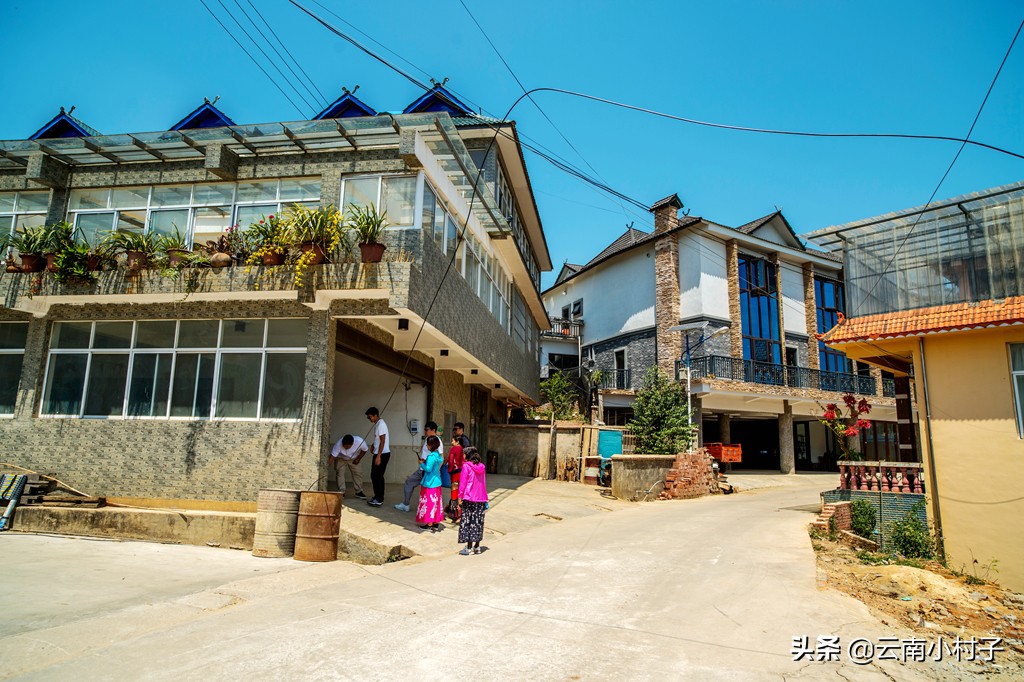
[
  {"left": 293, "top": 491, "right": 343, "bottom": 562},
  {"left": 583, "top": 456, "right": 601, "bottom": 485},
  {"left": 252, "top": 489, "right": 300, "bottom": 558}
]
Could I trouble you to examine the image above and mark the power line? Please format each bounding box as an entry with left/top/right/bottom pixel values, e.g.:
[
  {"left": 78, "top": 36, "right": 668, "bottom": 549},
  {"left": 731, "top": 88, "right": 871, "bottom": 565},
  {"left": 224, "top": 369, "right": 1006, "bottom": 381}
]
[
  {"left": 198, "top": 0, "right": 309, "bottom": 118},
  {"left": 240, "top": 0, "right": 330, "bottom": 108}
]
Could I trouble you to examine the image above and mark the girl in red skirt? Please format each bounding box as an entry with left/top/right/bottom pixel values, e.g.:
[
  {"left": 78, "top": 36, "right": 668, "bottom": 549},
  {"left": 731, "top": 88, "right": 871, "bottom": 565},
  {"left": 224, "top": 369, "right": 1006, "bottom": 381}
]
[{"left": 416, "top": 435, "right": 445, "bottom": 532}]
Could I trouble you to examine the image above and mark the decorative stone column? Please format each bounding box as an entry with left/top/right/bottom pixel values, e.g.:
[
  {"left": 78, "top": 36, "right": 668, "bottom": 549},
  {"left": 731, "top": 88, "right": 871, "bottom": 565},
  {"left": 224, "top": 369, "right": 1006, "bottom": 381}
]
[
  {"left": 770, "top": 253, "right": 786, "bottom": 382},
  {"left": 779, "top": 400, "right": 795, "bottom": 474},
  {"left": 651, "top": 194, "right": 683, "bottom": 379},
  {"left": 802, "top": 262, "right": 820, "bottom": 371},
  {"left": 726, "top": 239, "right": 743, "bottom": 359}
]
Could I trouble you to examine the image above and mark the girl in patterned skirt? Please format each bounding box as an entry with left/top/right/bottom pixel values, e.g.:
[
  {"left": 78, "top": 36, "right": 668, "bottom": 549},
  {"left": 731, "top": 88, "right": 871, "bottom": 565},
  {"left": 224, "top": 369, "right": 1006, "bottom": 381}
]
[
  {"left": 457, "top": 447, "right": 488, "bottom": 555},
  {"left": 416, "top": 435, "right": 444, "bottom": 532}
]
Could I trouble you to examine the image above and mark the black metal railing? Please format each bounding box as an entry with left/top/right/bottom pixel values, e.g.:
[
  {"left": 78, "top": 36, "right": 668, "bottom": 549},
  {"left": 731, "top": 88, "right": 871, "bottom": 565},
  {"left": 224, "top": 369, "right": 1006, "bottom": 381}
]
[
  {"left": 680, "top": 355, "right": 878, "bottom": 395},
  {"left": 597, "top": 368, "right": 632, "bottom": 390},
  {"left": 882, "top": 378, "right": 895, "bottom": 397},
  {"left": 541, "top": 317, "right": 584, "bottom": 338}
]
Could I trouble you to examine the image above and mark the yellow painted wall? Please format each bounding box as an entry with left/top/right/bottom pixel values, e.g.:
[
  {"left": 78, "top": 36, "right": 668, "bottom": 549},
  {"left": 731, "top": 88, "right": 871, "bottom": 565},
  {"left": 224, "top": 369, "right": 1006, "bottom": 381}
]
[{"left": 840, "top": 328, "right": 1024, "bottom": 591}]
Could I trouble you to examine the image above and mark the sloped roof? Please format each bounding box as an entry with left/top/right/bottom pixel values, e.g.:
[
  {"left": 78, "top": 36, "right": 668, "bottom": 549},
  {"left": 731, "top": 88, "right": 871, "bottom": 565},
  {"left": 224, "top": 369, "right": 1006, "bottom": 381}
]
[
  {"left": 588, "top": 227, "right": 651, "bottom": 265},
  {"left": 650, "top": 193, "right": 683, "bottom": 212},
  {"left": 30, "top": 108, "right": 100, "bottom": 139},
  {"left": 403, "top": 84, "right": 473, "bottom": 117},
  {"left": 735, "top": 210, "right": 805, "bottom": 250},
  {"left": 171, "top": 101, "right": 235, "bottom": 130},
  {"left": 822, "top": 295, "right": 1024, "bottom": 344},
  {"left": 737, "top": 211, "right": 780, "bottom": 234},
  {"left": 315, "top": 90, "right": 377, "bottom": 119}
]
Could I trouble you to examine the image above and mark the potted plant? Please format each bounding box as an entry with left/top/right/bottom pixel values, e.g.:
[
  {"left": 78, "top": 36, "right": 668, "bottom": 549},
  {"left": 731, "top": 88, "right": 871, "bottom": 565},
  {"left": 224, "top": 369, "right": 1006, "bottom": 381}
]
[
  {"left": 347, "top": 203, "right": 388, "bottom": 263},
  {"left": 198, "top": 234, "right": 234, "bottom": 267},
  {"left": 52, "top": 242, "right": 100, "bottom": 285},
  {"left": 157, "top": 228, "right": 192, "bottom": 268},
  {"left": 101, "top": 230, "right": 158, "bottom": 270},
  {"left": 287, "top": 203, "right": 346, "bottom": 265},
  {"left": 44, "top": 220, "right": 76, "bottom": 272},
  {"left": 7, "top": 224, "right": 51, "bottom": 272},
  {"left": 244, "top": 213, "right": 290, "bottom": 266}
]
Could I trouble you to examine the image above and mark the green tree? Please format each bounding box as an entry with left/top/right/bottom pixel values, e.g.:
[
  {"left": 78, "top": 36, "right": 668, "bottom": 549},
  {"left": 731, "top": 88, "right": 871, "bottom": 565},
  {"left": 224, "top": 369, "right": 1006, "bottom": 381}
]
[
  {"left": 627, "top": 366, "right": 696, "bottom": 454},
  {"left": 540, "top": 371, "right": 577, "bottom": 420}
]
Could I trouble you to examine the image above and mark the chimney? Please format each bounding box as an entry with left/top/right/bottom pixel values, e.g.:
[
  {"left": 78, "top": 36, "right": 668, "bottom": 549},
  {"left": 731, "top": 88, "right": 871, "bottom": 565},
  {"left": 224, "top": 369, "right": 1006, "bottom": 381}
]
[{"left": 650, "top": 193, "right": 683, "bottom": 234}]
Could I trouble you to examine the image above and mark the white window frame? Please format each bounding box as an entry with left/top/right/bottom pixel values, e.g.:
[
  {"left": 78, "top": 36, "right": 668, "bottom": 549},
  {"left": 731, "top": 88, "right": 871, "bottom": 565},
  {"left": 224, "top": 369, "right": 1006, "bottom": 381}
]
[
  {"left": 1011, "top": 343, "right": 1024, "bottom": 438},
  {"left": 0, "top": 321, "right": 28, "bottom": 417},
  {"left": 40, "top": 318, "right": 307, "bottom": 422},
  {"left": 0, "top": 190, "right": 50, "bottom": 246}
]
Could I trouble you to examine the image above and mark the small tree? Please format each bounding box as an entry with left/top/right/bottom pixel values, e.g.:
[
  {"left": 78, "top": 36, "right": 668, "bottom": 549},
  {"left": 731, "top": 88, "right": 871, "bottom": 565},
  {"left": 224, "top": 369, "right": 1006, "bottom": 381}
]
[
  {"left": 819, "top": 393, "right": 872, "bottom": 460},
  {"left": 627, "top": 366, "right": 696, "bottom": 454},
  {"left": 540, "top": 371, "right": 577, "bottom": 420}
]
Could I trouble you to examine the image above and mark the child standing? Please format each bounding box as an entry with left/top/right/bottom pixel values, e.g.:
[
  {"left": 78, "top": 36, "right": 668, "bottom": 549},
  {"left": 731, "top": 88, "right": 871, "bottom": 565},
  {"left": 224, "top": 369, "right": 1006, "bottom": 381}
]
[
  {"left": 445, "top": 437, "right": 465, "bottom": 523},
  {"left": 416, "top": 435, "right": 445, "bottom": 532},
  {"left": 457, "top": 447, "right": 488, "bottom": 555}
]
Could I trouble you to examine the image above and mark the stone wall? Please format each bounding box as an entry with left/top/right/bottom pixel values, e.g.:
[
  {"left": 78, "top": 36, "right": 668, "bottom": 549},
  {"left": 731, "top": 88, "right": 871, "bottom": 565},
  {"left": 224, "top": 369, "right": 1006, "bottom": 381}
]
[
  {"left": 487, "top": 422, "right": 585, "bottom": 479},
  {"left": 610, "top": 454, "right": 675, "bottom": 501},
  {"left": 586, "top": 328, "right": 656, "bottom": 390}
]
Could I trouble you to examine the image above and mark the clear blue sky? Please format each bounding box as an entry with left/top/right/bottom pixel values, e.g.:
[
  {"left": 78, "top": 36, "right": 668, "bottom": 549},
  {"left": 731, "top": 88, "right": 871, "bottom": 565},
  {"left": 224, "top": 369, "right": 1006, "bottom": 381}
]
[{"left": 2, "top": 1, "right": 1021, "bottom": 289}]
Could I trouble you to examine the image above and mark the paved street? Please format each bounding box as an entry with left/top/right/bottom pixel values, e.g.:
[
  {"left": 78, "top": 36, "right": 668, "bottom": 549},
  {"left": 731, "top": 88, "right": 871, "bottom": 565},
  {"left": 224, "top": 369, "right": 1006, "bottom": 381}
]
[{"left": 0, "top": 476, "right": 970, "bottom": 681}]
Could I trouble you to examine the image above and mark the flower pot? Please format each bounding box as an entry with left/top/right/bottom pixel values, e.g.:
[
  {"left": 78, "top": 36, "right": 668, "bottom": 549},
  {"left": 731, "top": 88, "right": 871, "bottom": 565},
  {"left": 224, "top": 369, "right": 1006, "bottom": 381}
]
[
  {"left": 210, "top": 252, "right": 233, "bottom": 268},
  {"left": 125, "top": 250, "right": 149, "bottom": 270},
  {"left": 261, "top": 251, "right": 286, "bottom": 266},
  {"left": 87, "top": 255, "right": 102, "bottom": 271},
  {"left": 166, "top": 248, "right": 190, "bottom": 267},
  {"left": 46, "top": 252, "right": 58, "bottom": 273},
  {"left": 359, "top": 242, "right": 386, "bottom": 263},
  {"left": 300, "top": 242, "right": 328, "bottom": 264},
  {"left": 19, "top": 254, "right": 46, "bottom": 273}
]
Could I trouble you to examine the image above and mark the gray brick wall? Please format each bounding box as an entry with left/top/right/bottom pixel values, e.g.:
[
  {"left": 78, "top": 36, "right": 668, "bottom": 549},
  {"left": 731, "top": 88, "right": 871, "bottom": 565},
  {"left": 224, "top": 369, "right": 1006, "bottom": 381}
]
[
  {"left": 587, "top": 328, "right": 656, "bottom": 391},
  {"left": 822, "top": 489, "right": 929, "bottom": 548}
]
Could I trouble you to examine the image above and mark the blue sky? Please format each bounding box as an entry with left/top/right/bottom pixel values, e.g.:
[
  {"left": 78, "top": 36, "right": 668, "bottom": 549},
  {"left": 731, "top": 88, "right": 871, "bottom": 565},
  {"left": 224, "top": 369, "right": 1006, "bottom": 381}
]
[{"left": 2, "top": 1, "right": 1021, "bottom": 289}]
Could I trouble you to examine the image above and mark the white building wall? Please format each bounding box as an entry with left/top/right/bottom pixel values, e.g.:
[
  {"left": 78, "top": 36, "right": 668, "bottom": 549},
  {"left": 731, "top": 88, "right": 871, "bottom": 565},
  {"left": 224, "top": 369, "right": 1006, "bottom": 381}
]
[
  {"left": 679, "top": 232, "right": 729, "bottom": 320},
  {"left": 543, "top": 249, "right": 655, "bottom": 345},
  {"left": 780, "top": 262, "right": 806, "bottom": 335}
]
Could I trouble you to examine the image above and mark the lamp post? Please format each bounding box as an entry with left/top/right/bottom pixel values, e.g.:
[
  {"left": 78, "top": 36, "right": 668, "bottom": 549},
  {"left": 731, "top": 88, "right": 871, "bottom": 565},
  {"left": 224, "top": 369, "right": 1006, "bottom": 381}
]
[{"left": 669, "top": 322, "right": 729, "bottom": 450}]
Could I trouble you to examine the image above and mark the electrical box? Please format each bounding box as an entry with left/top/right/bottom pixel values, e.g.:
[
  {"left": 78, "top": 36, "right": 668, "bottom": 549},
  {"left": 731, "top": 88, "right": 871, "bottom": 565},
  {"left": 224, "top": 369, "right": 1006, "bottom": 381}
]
[{"left": 408, "top": 419, "right": 420, "bottom": 436}]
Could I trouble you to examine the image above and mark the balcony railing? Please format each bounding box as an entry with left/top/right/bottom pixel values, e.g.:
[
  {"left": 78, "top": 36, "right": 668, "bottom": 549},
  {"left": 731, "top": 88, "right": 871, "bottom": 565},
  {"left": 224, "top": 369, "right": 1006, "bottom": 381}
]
[
  {"left": 680, "top": 355, "right": 878, "bottom": 395},
  {"left": 599, "top": 368, "right": 632, "bottom": 390},
  {"left": 541, "top": 317, "right": 583, "bottom": 339},
  {"left": 882, "top": 378, "right": 895, "bottom": 398}
]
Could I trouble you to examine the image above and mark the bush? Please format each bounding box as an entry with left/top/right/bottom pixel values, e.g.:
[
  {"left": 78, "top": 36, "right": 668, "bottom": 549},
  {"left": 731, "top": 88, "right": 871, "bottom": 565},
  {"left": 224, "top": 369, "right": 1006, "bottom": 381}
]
[
  {"left": 889, "top": 501, "right": 933, "bottom": 559},
  {"left": 540, "top": 371, "right": 577, "bottom": 421},
  {"left": 850, "top": 499, "right": 877, "bottom": 539},
  {"left": 626, "top": 367, "right": 696, "bottom": 455}
]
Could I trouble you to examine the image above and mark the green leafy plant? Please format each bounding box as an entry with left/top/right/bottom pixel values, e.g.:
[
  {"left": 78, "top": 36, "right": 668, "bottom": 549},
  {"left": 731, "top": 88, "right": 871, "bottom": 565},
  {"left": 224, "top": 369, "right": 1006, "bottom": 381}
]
[
  {"left": 101, "top": 230, "right": 158, "bottom": 256},
  {"left": 347, "top": 202, "right": 388, "bottom": 244},
  {"left": 850, "top": 499, "right": 877, "bottom": 539},
  {"left": 827, "top": 514, "right": 839, "bottom": 541},
  {"left": 626, "top": 366, "right": 697, "bottom": 455},
  {"left": 539, "top": 371, "right": 578, "bottom": 420},
  {"left": 288, "top": 203, "right": 347, "bottom": 249},
  {"left": 888, "top": 500, "right": 933, "bottom": 559},
  {"left": 46, "top": 220, "right": 76, "bottom": 253},
  {"left": 52, "top": 242, "right": 97, "bottom": 285},
  {"left": 243, "top": 213, "right": 290, "bottom": 264},
  {"left": 8, "top": 224, "right": 51, "bottom": 256},
  {"left": 155, "top": 227, "right": 189, "bottom": 252}
]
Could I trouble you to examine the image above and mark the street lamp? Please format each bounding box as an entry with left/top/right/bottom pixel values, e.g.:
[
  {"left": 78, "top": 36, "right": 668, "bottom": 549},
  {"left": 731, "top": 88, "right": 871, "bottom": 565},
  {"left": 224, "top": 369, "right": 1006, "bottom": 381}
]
[{"left": 669, "top": 322, "right": 730, "bottom": 449}]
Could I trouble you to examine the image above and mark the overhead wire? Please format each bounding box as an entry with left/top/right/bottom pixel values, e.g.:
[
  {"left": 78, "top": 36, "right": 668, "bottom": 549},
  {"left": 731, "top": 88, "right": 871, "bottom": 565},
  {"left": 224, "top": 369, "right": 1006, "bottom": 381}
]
[{"left": 199, "top": 0, "right": 310, "bottom": 118}]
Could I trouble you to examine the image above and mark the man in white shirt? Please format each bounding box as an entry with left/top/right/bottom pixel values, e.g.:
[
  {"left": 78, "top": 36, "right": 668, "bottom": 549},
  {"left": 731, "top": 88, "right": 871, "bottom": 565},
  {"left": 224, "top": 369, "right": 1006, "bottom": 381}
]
[
  {"left": 395, "top": 421, "right": 442, "bottom": 512},
  {"left": 365, "top": 406, "right": 390, "bottom": 507},
  {"left": 330, "top": 434, "right": 368, "bottom": 500}
]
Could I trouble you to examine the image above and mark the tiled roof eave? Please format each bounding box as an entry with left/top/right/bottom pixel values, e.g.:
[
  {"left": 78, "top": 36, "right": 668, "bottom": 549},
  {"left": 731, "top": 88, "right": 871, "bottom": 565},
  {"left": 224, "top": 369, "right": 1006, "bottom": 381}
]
[{"left": 829, "top": 320, "right": 1024, "bottom": 344}]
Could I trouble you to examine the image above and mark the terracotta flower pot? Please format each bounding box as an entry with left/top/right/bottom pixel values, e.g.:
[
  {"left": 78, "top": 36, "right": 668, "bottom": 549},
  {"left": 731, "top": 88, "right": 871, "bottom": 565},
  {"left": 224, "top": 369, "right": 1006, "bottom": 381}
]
[
  {"left": 210, "top": 252, "right": 233, "bottom": 268},
  {"left": 125, "top": 250, "right": 149, "bottom": 270},
  {"left": 261, "top": 251, "right": 286, "bottom": 266},
  {"left": 46, "top": 252, "right": 58, "bottom": 273},
  {"left": 300, "top": 242, "right": 328, "bottom": 264},
  {"left": 166, "top": 248, "right": 190, "bottom": 267},
  {"left": 87, "top": 255, "right": 102, "bottom": 271},
  {"left": 359, "top": 242, "right": 386, "bottom": 263},
  {"left": 19, "top": 254, "right": 46, "bottom": 273}
]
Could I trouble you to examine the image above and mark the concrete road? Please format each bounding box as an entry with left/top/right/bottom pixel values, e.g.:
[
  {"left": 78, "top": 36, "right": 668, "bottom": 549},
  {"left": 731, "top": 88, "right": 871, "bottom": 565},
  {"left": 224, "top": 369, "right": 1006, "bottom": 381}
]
[{"left": 0, "top": 478, "right": 983, "bottom": 681}]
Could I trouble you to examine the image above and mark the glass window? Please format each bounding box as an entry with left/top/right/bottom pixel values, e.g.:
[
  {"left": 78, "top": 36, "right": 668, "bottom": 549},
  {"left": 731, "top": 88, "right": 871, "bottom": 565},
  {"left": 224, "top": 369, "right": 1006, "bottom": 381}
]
[
  {"left": 342, "top": 177, "right": 379, "bottom": 212},
  {"left": 215, "top": 353, "right": 262, "bottom": 418},
  {"left": 75, "top": 212, "right": 115, "bottom": 246},
  {"left": 221, "top": 319, "right": 265, "bottom": 347},
  {"left": 41, "top": 354, "right": 87, "bottom": 415},
  {"left": 151, "top": 185, "right": 192, "bottom": 207},
  {"left": 382, "top": 176, "right": 416, "bottom": 226},
  {"left": 421, "top": 185, "right": 436, "bottom": 235},
  {"left": 92, "top": 321, "right": 133, "bottom": 349},
  {"left": 15, "top": 214, "right": 46, "bottom": 232},
  {"left": 266, "top": 318, "right": 307, "bottom": 347},
  {"left": 192, "top": 183, "right": 235, "bottom": 206},
  {"left": 178, "top": 320, "right": 219, "bottom": 348},
  {"left": 115, "top": 209, "right": 147, "bottom": 234},
  {"left": 0, "top": 192, "right": 15, "bottom": 212},
  {"left": 136, "top": 321, "right": 177, "bottom": 349},
  {"left": 193, "top": 206, "right": 231, "bottom": 245},
  {"left": 280, "top": 179, "right": 320, "bottom": 202},
  {"left": 235, "top": 204, "right": 274, "bottom": 230},
  {"left": 17, "top": 191, "right": 49, "bottom": 212},
  {"left": 127, "top": 353, "right": 172, "bottom": 417},
  {"left": 69, "top": 189, "right": 110, "bottom": 211},
  {"left": 51, "top": 321, "right": 92, "bottom": 349},
  {"left": 262, "top": 353, "right": 305, "bottom": 419},
  {"left": 110, "top": 187, "right": 150, "bottom": 209},
  {"left": 0, "top": 216, "right": 12, "bottom": 237},
  {"left": 445, "top": 213, "right": 458, "bottom": 256},
  {"left": 149, "top": 209, "right": 189, "bottom": 240},
  {"left": 83, "top": 354, "right": 130, "bottom": 417},
  {"left": 0, "top": 322, "right": 28, "bottom": 416},
  {"left": 236, "top": 181, "right": 278, "bottom": 203},
  {"left": 170, "top": 352, "right": 215, "bottom": 417},
  {"left": 1012, "top": 344, "right": 1024, "bottom": 438},
  {"left": 0, "top": 322, "right": 28, "bottom": 349}
]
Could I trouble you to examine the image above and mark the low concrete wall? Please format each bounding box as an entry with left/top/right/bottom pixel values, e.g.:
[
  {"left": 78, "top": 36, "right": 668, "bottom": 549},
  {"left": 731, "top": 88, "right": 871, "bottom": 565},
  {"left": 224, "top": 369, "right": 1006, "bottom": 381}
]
[
  {"left": 610, "top": 455, "right": 675, "bottom": 501},
  {"left": 488, "top": 423, "right": 584, "bottom": 479},
  {"left": 12, "top": 505, "right": 255, "bottom": 549}
]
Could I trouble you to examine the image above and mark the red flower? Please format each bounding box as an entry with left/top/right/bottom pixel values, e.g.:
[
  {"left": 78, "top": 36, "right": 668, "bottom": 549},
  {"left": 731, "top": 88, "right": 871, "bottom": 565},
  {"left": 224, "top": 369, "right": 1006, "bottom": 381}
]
[
  {"left": 843, "top": 394, "right": 857, "bottom": 408},
  {"left": 844, "top": 426, "right": 859, "bottom": 437},
  {"left": 858, "top": 398, "right": 871, "bottom": 414},
  {"left": 823, "top": 410, "right": 837, "bottom": 421},
  {"left": 269, "top": 214, "right": 275, "bottom": 219},
  {"left": 856, "top": 419, "right": 872, "bottom": 430},
  {"left": 825, "top": 403, "right": 838, "bottom": 412}
]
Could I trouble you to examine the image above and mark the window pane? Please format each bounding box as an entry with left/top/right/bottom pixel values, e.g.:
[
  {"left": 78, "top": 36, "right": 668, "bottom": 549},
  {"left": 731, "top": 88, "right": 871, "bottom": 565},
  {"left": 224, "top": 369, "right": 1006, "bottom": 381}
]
[
  {"left": 193, "top": 182, "right": 235, "bottom": 206},
  {"left": 15, "top": 214, "right": 46, "bottom": 231},
  {"left": 111, "top": 187, "right": 150, "bottom": 209},
  {"left": 1010, "top": 344, "right": 1024, "bottom": 372},
  {"left": 235, "top": 204, "right": 274, "bottom": 230},
  {"left": 70, "top": 188, "right": 110, "bottom": 211},
  {"left": 0, "top": 354, "right": 23, "bottom": 414},
  {"left": 262, "top": 353, "right": 305, "bottom": 419},
  {"left": 149, "top": 209, "right": 189, "bottom": 240},
  {"left": 177, "top": 320, "right": 219, "bottom": 348},
  {"left": 170, "top": 352, "right": 215, "bottom": 417},
  {"left": 382, "top": 176, "right": 416, "bottom": 226},
  {"left": 16, "top": 191, "right": 49, "bottom": 212},
  {"left": 216, "top": 353, "right": 262, "bottom": 418},
  {"left": 1016, "top": 375, "right": 1024, "bottom": 435},
  {"left": 0, "top": 192, "right": 14, "bottom": 212},
  {"left": 83, "top": 354, "right": 129, "bottom": 416},
  {"left": 0, "top": 216, "right": 13, "bottom": 237},
  {"left": 421, "top": 186, "right": 435, "bottom": 234},
  {"left": 279, "top": 179, "right": 320, "bottom": 201},
  {"left": 42, "top": 353, "right": 87, "bottom": 415},
  {"left": 75, "top": 212, "right": 115, "bottom": 246},
  {"left": 266, "top": 318, "right": 307, "bottom": 347},
  {"left": 93, "top": 321, "right": 133, "bottom": 349},
  {"left": 445, "top": 214, "right": 458, "bottom": 256},
  {"left": 221, "top": 319, "right": 265, "bottom": 347},
  {"left": 193, "top": 206, "right": 231, "bottom": 245},
  {"left": 51, "top": 321, "right": 92, "bottom": 349},
  {"left": 127, "top": 353, "right": 172, "bottom": 417},
  {"left": 342, "top": 177, "right": 378, "bottom": 212},
  {"left": 136, "top": 321, "right": 177, "bottom": 349},
  {"left": 0, "top": 322, "right": 28, "bottom": 349},
  {"left": 151, "top": 184, "right": 192, "bottom": 207},
  {"left": 236, "top": 181, "right": 278, "bottom": 203}
]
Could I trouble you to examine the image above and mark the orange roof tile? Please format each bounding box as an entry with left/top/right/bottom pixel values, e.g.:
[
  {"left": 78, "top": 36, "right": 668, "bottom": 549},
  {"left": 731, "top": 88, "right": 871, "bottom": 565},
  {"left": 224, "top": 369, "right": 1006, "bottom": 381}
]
[{"left": 822, "top": 295, "right": 1024, "bottom": 344}]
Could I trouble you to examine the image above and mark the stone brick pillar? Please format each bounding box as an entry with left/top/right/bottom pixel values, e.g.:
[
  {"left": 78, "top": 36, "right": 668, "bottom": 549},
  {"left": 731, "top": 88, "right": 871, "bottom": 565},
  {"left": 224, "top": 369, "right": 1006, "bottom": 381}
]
[
  {"left": 803, "top": 262, "right": 820, "bottom": 371},
  {"left": 726, "top": 239, "right": 743, "bottom": 359},
  {"left": 718, "top": 413, "right": 732, "bottom": 444},
  {"left": 871, "top": 366, "right": 884, "bottom": 397},
  {"left": 770, "top": 253, "right": 786, "bottom": 382},
  {"left": 651, "top": 195, "right": 683, "bottom": 379},
  {"left": 779, "top": 400, "right": 795, "bottom": 474}
]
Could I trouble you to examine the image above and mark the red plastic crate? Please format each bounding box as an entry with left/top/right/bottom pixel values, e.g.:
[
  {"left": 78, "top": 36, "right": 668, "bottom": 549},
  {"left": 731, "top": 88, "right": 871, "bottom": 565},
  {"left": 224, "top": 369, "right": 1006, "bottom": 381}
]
[{"left": 706, "top": 442, "right": 742, "bottom": 463}]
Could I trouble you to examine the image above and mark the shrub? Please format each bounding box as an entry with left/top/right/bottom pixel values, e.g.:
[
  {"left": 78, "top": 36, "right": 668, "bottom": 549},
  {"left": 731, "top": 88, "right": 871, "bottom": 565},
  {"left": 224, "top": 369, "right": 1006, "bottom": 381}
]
[
  {"left": 850, "top": 499, "right": 877, "bottom": 539},
  {"left": 889, "top": 501, "right": 933, "bottom": 559},
  {"left": 626, "top": 366, "right": 695, "bottom": 455},
  {"left": 539, "top": 371, "right": 577, "bottom": 420}
]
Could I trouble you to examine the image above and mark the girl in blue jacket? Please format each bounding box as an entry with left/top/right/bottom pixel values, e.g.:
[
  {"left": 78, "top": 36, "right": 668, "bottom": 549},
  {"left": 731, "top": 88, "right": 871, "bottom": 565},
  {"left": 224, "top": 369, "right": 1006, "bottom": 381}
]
[{"left": 416, "top": 435, "right": 445, "bottom": 532}]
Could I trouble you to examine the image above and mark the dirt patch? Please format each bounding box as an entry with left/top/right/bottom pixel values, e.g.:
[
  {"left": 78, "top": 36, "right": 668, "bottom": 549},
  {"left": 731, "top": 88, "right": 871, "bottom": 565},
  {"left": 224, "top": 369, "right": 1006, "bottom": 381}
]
[{"left": 811, "top": 532, "right": 1024, "bottom": 679}]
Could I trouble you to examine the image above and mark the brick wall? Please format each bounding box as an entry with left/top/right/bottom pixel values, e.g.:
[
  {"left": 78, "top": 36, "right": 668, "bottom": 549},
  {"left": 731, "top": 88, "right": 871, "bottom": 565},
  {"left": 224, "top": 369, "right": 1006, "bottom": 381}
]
[
  {"left": 725, "top": 240, "right": 743, "bottom": 358},
  {"left": 659, "top": 450, "right": 721, "bottom": 499},
  {"left": 822, "top": 489, "right": 928, "bottom": 547}
]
